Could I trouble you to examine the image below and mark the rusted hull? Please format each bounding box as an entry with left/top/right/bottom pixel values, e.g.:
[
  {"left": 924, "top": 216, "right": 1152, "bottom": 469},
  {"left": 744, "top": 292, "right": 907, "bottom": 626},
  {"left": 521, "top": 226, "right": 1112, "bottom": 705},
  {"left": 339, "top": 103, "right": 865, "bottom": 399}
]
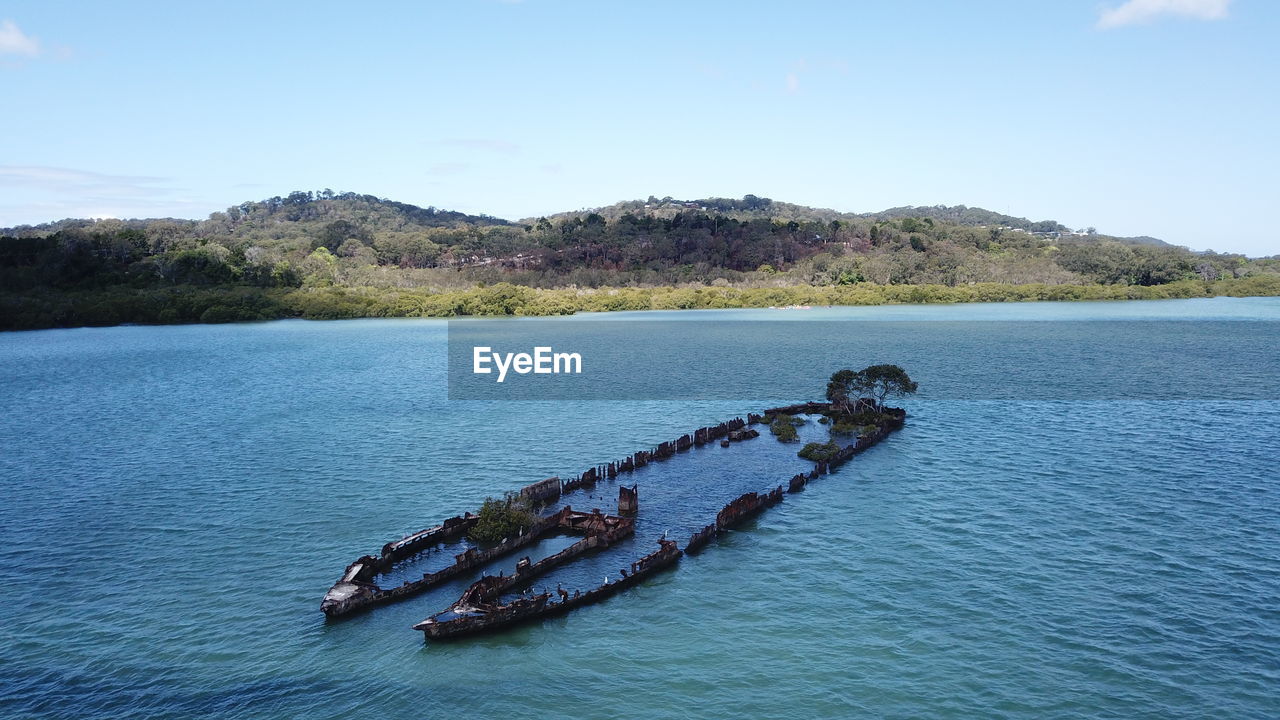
[
  {"left": 322, "top": 508, "right": 628, "bottom": 617},
  {"left": 560, "top": 417, "right": 749, "bottom": 494},
  {"left": 321, "top": 513, "right": 479, "bottom": 617},
  {"left": 684, "top": 523, "right": 717, "bottom": 554},
  {"left": 715, "top": 487, "right": 784, "bottom": 530},
  {"left": 453, "top": 521, "right": 635, "bottom": 608},
  {"left": 322, "top": 414, "right": 755, "bottom": 617},
  {"left": 326, "top": 403, "right": 907, "bottom": 635},
  {"left": 414, "top": 403, "right": 905, "bottom": 637},
  {"left": 686, "top": 406, "right": 905, "bottom": 556},
  {"left": 414, "top": 541, "right": 683, "bottom": 640}
]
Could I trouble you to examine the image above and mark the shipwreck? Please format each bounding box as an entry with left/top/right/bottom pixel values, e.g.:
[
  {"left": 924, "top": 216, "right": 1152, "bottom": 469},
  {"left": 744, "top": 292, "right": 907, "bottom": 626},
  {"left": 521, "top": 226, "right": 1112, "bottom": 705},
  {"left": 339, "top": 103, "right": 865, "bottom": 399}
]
[{"left": 320, "top": 401, "right": 906, "bottom": 640}]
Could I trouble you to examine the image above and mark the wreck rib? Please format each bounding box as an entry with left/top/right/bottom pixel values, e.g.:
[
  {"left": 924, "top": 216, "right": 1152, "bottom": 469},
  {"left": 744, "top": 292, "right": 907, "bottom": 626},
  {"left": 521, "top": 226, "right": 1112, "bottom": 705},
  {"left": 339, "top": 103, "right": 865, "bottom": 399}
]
[
  {"left": 683, "top": 405, "right": 905, "bottom": 554},
  {"left": 413, "top": 404, "right": 908, "bottom": 640},
  {"left": 322, "top": 414, "right": 755, "bottom": 618},
  {"left": 413, "top": 540, "right": 683, "bottom": 640},
  {"left": 323, "top": 508, "right": 628, "bottom": 617},
  {"left": 329, "top": 402, "right": 907, "bottom": 637}
]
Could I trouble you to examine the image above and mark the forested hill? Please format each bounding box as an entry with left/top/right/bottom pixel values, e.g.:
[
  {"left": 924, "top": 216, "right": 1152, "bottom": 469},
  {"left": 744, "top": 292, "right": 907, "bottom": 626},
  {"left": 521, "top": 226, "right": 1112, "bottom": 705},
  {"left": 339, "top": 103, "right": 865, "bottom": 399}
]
[
  {"left": 2, "top": 191, "right": 1276, "bottom": 313},
  {"left": 541, "top": 197, "right": 1181, "bottom": 247},
  {"left": 541, "top": 195, "right": 1074, "bottom": 234},
  {"left": 4, "top": 190, "right": 510, "bottom": 239}
]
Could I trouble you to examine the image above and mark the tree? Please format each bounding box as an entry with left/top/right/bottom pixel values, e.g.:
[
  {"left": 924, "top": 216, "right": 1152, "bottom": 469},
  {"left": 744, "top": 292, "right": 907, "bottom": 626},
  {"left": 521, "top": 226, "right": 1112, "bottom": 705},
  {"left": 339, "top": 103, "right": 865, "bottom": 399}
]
[
  {"left": 317, "top": 219, "right": 368, "bottom": 252},
  {"left": 468, "top": 494, "right": 535, "bottom": 544},
  {"left": 856, "top": 364, "right": 918, "bottom": 408},
  {"left": 826, "top": 365, "right": 917, "bottom": 412},
  {"left": 302, "top": 246, "right": 338, "bottom": 286},
  {"left": 826, "top": 369, "right": 858, "bottom": 413}
]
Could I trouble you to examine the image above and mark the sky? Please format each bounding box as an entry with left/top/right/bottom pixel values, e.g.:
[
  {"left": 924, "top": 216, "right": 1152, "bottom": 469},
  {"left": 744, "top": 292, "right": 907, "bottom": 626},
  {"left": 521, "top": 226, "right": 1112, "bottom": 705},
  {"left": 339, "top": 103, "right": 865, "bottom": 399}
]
[{"left": 0, "top": 0, "right": 1276, "bottom": 255}]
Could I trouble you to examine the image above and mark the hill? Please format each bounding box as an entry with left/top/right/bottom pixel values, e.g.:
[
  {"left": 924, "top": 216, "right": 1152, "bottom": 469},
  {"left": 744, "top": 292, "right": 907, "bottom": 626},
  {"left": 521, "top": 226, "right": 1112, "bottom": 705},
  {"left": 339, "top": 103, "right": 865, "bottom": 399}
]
[
  {"left": 532, "top": 196, "right": 1176, "bottom": 245},
  {"left": 2, "top": 191, "right": 1277, "bottom": 329},
  {"left": 533, "top": 196, "right": 1070, "bottom": 232}
]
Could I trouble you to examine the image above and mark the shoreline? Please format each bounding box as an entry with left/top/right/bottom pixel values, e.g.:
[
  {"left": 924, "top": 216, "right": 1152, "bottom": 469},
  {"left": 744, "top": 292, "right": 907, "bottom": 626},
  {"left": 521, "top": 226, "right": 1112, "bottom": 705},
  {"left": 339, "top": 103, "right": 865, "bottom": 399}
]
[{"left": 3, "top": 276, "right": 1279, "bottom": 332}]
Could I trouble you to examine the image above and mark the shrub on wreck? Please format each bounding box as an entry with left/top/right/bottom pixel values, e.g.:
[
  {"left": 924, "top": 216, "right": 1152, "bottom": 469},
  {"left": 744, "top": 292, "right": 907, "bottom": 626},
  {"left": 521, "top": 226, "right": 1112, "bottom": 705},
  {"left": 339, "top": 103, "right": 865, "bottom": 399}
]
[
  {"left": 468, "top": 494, "right": 536, "bottom": 544},
  {"left": 798, "top": 441, "right": 841, "bottom": 461},
  {"left": 769, "top": 413, "right": 803, "bottom": 442},
  {"left": 830, "top": 419, "right": 860, "bottom": 435}
]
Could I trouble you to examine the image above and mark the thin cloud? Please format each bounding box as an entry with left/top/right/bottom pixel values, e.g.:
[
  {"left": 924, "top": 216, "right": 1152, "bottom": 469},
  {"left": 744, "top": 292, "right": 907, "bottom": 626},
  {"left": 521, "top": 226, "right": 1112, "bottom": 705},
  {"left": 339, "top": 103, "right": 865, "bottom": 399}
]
[
  {"left": 0, "top": 197, "right": 213, "bottom": 227},
  {"left": 0, "top": 19, "right": 40, "bottom": 57},
  {"left": 0, "top": 167, "right": 248, "bottom": 226},
  {"left": 1097, "top": 0, "right": 1231, "bottom": 29},
  {"left": 694, "top": 61, "right": 725, "bottom": 79},
  {"left": 425, "top": 162, "right": 471, "bottom": 177},
  {"left": 784, "top": 58, "right": 806, "bottom": 96},
  {"left": 442, "top": 138, "right": 521, "bottom": 154},
  {"left": 0, "top": 165, "right": 174, "bottom": 199},
  {"left": 782, "top": 57, "right": 847, "bottom": 96}
]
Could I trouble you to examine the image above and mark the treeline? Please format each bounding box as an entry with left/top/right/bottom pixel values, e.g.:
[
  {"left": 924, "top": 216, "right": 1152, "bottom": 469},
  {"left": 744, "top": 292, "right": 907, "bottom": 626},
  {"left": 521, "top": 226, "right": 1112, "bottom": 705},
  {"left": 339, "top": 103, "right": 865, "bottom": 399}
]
[
  {"left": 543, "top": 196, "right": 1069, "bottom": 232},
  {"left": 2, "top": 191, "right": 1278, "bottom": 331},
  {"left": 5, "top": 276, "right": 1279, "bottom": 332},
  {"left": 3, "top": 195, "right": 1274, "bottom": 292}
]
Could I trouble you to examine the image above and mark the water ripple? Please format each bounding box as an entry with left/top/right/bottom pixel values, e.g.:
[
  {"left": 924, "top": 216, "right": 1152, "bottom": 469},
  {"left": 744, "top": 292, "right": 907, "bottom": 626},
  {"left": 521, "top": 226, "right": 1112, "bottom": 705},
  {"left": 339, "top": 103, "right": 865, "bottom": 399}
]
[{"left": 1, "top": 313, "right": 1278, "bottom": 719}]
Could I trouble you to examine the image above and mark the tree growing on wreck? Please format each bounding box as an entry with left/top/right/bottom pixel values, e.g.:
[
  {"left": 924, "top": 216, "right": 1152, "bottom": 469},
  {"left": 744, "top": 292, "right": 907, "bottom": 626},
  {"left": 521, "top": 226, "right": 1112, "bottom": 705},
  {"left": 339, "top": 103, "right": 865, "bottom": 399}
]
[
  {"left": 468, "top": 493, "right": 536, "bottom": 544},
  {"left": 826, "top": 365, "right": 917, "bottom": 413}
]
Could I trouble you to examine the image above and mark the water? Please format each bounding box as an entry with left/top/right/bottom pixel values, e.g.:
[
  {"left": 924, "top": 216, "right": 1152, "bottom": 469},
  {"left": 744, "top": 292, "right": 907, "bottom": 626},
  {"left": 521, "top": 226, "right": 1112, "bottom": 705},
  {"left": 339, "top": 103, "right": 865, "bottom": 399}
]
[{"left": 1, "top": 297, "right": 1278, "bottom": 719}]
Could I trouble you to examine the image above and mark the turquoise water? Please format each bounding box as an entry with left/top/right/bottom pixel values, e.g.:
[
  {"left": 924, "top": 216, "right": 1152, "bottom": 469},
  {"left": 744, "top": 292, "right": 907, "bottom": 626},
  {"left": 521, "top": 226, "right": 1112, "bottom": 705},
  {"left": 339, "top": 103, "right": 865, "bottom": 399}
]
[{"left": 2, "top": 298, "right": 1278, "bottom": 719}]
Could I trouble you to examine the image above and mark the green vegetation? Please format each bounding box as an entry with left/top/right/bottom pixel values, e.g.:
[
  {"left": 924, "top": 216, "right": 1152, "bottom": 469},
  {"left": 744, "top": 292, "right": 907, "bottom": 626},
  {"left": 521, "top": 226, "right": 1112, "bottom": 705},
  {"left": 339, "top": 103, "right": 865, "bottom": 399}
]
[
  {"left": 823, "top": 365, "right": 916, "bottom": 438},
  {"left": 834, "top": 420, "right": 875, "bottom": 438},
  {"left": 830, "top": 420, "right": 862, "bottom": 435},
  {"left": 769, "top": 414, "right": 804, "bottom": 442},
  {"left": 467, "top": 494, "right": 536, "bottom": 545},
  {"left": 798, "top": 441, "right": 842, "bottom": 462},
  {"left": 4, "top": 275, "right": 1279, "bottom": 332},
  {"left": 771, "top": 423, "right": 798, "bottom": 442},
  {"left": 827, "top": 365, "right": 918, "bottom": 413},
  {"left": 2, "top": 191, "right": 1278, "bottom": 331}
]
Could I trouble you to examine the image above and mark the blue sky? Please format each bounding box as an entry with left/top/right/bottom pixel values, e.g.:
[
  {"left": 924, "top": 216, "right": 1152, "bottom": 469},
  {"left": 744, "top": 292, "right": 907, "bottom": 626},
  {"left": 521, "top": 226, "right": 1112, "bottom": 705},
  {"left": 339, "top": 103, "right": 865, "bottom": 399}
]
[{"left": 1, "top": 0, "right": 1276, "bottom": 255}]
